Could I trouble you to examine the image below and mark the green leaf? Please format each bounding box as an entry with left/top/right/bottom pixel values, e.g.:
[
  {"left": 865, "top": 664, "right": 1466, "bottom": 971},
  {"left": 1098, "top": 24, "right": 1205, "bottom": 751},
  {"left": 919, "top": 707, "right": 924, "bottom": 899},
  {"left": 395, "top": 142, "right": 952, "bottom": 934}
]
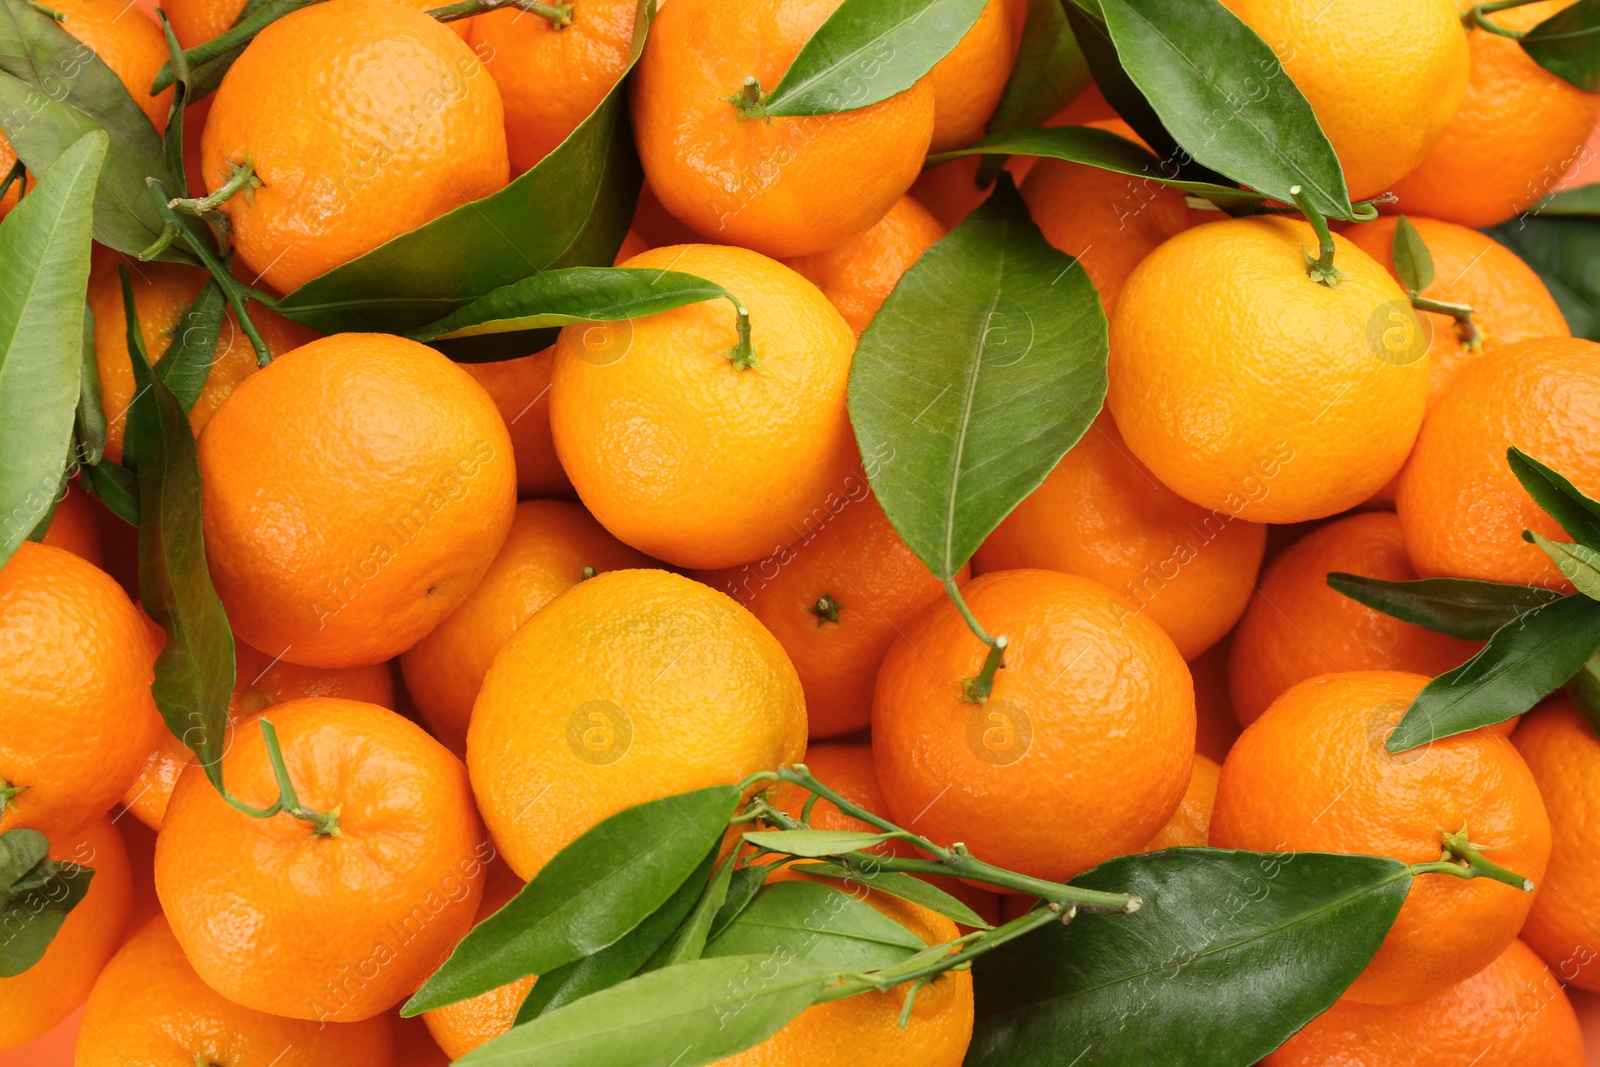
[
  {"left": 761, "top": 0, "right": 986, "bottom": 117},
  {"left": 1392, "top": 216, "right": 1434, "bottom": 293},
  {"left": 1094, "top": 0, "right": 1352, "bottom": 220},
  {"left": 74, "top": 305, "right": 106, "bottom": 467},
  {"left": 405, "top": 784, "right": 740, "bottom": 1015},
  {"left": 1528, "top": 183, "right": 1600, "bottom": 217},
  {"left": 741, "top": 828, "right": 902, "bottom": 857},
  {"left": 703, "top": 880, "right": 926, "bottom": 971},
  {"left": 791, "top": 861, "right": 993, "bottom": 929},
  {"left": 156, "top": 11, "right": 188, "bottom": 197},
  {"left": 1482, "top": 215, "right": 1600, "bottom": 341},
  {"left": 406, "top": 267, "right": 732, "bottom": 348},
  {"left": 154, "top": 281, "right": 227, "bottom": 411},
  {"left": 458, "top": 955, "right": 836, "bottom": 1067},
  {"left": 849, "top": 175, "right": 1107, "bottom": 580},
  {"left": 153, "top": 0, "right": 326, "bottom": 98},
  {"left": 1566, "top": 651, "right": 1600, "bottom": 737},
  {"left": 966, "top": 849, "right": 1410, "bottom": 1066},
  {"left": 273, "top": 0, "right": 648, "bottom": 348},
  {"left": 1508, "top": 446, "right": 1600, "bottom": 552},
  {"left": 1528, "top": 532, "right": 1600, "bottom": 601},
  {"left": 122, "top": 268, "right": 236, "bottom": 786},
  {"left": 707, "top": 863, "right": 772, "bottom": 941},
  {"left": 0, "top": 0, "right": 188, "bottom": 261},
  {"left": 84, "top": 458, "right": 138, "bottom": 526},
  {"left": 985, "top": 0, "right": 1091, "bottom": 138},
  {"left": 0, "top": 130, "right": 103, "bottom": 568},
  {"left": 0, "top": 828, "right": 95, "bottom": 977},
  {"left": 1326, "top": 572, "right": 1561, "bottom": 641},
  {"left": 641, "top": 851, "right": 739, "bottom": 972},
  {"left": 1387, "top": 593, "right": 1600, "bottom": 752},
  {"left": 1519, "top": 0, "right": 1600, "bottom": 92}
]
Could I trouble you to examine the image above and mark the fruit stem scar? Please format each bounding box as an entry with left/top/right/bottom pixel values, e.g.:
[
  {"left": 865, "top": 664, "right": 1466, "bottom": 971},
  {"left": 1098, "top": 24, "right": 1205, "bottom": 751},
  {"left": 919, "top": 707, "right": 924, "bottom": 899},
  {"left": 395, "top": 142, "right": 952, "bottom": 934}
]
[
  {"left": 581, "top": 565, "right": 597, "bottom": 580},
  {"left": 25, "top": 0, "right": 64, "bottom": 21},
  {"left": 221, "top": 718, "right": 343, "bottom": 837},
  {"left": 0, "top": 778, "right": 25, "bottom": 812},
  {"left": 1288, "top": 185, "right": 1343, "bottom": 287},
  {"left": 1409, "top": 827, "right": 1535, "bottom": 891},
  {"left": 809, "top": 594, "right": 842, "bottom": 626},
  {"left": 726, "top": 75, "right": 769, "bottom": 120},
  {"left": 167, "top": 159, "right": 260, "bottom": 219},
  {"left": 1409, "top": 292, "right": 1482, "bottom": 350},
  {"left": 426, "top": 0, "right": 572, "bottom": 26}
]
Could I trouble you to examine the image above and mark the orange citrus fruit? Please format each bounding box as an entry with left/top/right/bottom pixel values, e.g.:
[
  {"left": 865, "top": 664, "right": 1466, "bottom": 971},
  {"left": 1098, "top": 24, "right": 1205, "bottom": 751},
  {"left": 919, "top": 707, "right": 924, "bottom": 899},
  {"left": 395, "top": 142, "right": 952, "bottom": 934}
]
[
  {"left": 781, "top": 194, "right": 946, "bottom": 336},
  {"left": 460, "top": 347, "right": 572, "bottom": 497},
  {"left": 421, "top": 860, "right": 535, "bottom": 1058},
  {"left": 1143, "top": 754, "right": 1220, "bottom": 851},
  {"left": 401, "top": 499, "right": 657, "bottom": 754},
  {"left": 1211, "top": 671, "right": 1551, "bottom": 1004},
  {"left": 924, "top": 0, "right": 1022, "bottom": 152},
  {"left": 53, "top": 0, "right": 172, "bottom": 128},
  {"left": 549, "top": 244, "right": 857, "bottom": 569},
  {"left": 1109, "top": 217, "right": 1430, "bottom": 523},
  {"left": 873, "top": 569, "right": 1195, "bottom": 883},
  {"left": 468, "top": 568, "right": 806, "bottom": 879},
  {"left": 156, "top": 697, "right": 488, "bottom": 1022},
  {"left": 40, "top": 481, "right": 104, "bottom": 566},
  {"left": 1396, "top": 337, "right": 1600, "bottom": 589},
  {"left": 973, "top": 412, "right": 1266, "bottom": 660},
  {"left": 631, "top": 0, "right": 934, "bottom": 257},
  {"left": 198, "top": 332, "right": 516, "bottom": 668},
  {"left": 163, "top": 0, "right": 466, "bottom": 47}
]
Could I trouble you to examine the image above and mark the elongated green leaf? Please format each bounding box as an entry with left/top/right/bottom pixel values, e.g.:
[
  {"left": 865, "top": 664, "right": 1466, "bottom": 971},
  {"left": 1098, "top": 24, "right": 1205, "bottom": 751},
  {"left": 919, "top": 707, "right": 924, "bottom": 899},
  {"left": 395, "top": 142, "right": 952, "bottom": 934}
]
[
  {"left": 742, "top": 829, "right": 901, "bottom": 857},
  {"left": 1388, "top": 593, "right": 1600, "bottom": 752},
  {"left": 1482, "top": 215, "right": 1600, "bottom": 341},
  {"left": 704, "top": 880, "right": 925, "bottom": 971},
  {"left": 274, "top": 0, "right": 647, "bottom": 348},
  {"left": 459, "top": 955, "right": 836, "bottom": 1067},
  {"left": 1392, "top": 216, "right": 1433, "bottom": 293},
  {"left": 986, "top": 0, "right": 1091, "bottom": 138},
  {"left": 1519, "top": 0, "right": 1600, "bottom": 92},
  {"left": 0, "top": 130, "right": 102, "bottom": 567},
  {"left": 967, "top": 849, "right": 1410, "bottom": 1066},
  {"left": 849, "top": 176, "right": 1107, "bottom": 579},
  {"left": 642, "top": 852, "right": 739, "bottom": 972},
  {"left": 156, "top": 11, "right": 188, "bottom": 197},
  {"left": 761, "top": 0, "right": 985, "bottom": 117},
  {"left": 407, "top": 268, "right": 732, "bottom": 347},
  {"left": 707, "top": 863, "right": 772, "bottom": 941},
  {"left": 74, "top": 306, "right": 105, "bottom": 467},
  {"left": 0, "top": 828, "right": 94, "bottom": 977},
  {"left": 84, "top": 458, "right": 137, "bottom": 525},
  {"left": 152, "top": 281, "right": 226, "bottom": 412},
  {"left": 406, "top": 784, "right": 740, "bottom": 1015},
  {"left": 791, "top": 861, "right": 992, "bottom": 928},
  {"left": 153, "top": 0, "right": 326, "bottom": 98},
  {"left": 1530, "top": 183, "right": 1600, "bottom": 216},
  {"left": 122, "top": 269, "right": 236, "bottom": 786},
  {"left": 1326, "top": 572, "right": 1561, "bottom": 641},
  {"left": 514, "top": 845, "right": 719, "bottom": 1024},
  {"left": 1095, "top": 0, "right": 1351, "bottom": 219},
  {"left": 1566, "top": 651, "right": 1600, "bottom": 737},
  {"left": 1529, "top": 533, "right": 1600, "bottom": 600},
  {"left": 0, "top": 0, "right": 188, "bottom": 261},
  {"left": 1508, "top": 446, "right": 1600, "bottom": 552}
]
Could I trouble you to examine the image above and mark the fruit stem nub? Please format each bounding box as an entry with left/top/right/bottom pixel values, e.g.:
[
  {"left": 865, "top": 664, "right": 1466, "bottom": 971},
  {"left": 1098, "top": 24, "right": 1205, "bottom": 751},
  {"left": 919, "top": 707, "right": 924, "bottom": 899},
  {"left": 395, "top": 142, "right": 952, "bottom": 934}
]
[
  {"left": 1408, "top": 293, "right": 1481, "bottom": 350},
  {"left": 726, "top": 301, "right": 759, "bottom": 370},
  {"left": 809, "top": 594, "right": 842, "bottom": 626},
  {"left": 727, "top": 76, "right": 769, "bottom": 120},
  {"left": 0, "top": 779, "right": 25, "bottom": 813},
  {"left": 1288, "top": 185, "right": 1343, "bottom": 287},
  {"left": 167, "top": 160, "right": 259, "bottom": 219},
  {"left": 1410, "top": 827, "right": 1534, "bottom": 891}
]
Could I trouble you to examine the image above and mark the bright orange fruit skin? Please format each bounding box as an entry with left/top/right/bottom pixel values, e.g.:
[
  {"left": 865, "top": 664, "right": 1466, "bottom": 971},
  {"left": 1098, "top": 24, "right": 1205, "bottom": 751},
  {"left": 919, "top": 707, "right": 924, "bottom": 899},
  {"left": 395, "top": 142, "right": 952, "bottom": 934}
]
[
  {"left": 422, "top": 860, "right": 534, "bottom": 1059},
  {"left": 54, "top": 0, "right": 172, "bottom": 128},
  {"left": 781, "top": 194, "right": 946, "bottom": 336},
  {"left": 924, "top": 0, "right": 1021, "bottom": 152},
  {"left": 40, "top": 481, "right": 104, "bottom": 566}
]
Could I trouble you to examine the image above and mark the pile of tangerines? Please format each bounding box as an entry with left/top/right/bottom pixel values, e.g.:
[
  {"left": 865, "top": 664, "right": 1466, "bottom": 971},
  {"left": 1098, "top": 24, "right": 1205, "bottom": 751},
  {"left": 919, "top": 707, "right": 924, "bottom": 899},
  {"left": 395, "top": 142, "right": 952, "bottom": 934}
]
[{"left": 3, "top": 0, "right": 1600, "bottom": 1063}]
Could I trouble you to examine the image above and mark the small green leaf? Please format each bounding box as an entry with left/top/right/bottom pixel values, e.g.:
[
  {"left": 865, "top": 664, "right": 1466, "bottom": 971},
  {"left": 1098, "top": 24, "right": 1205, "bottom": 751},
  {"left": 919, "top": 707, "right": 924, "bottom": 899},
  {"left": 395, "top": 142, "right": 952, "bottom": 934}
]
[
  {"left": 0, "top": 130, "right": 104, "bottom": 569},
  {"left": 405, "top": 784, "right": 741, "bottom": 1015},
  {"left": 1528, "top": 532, "right": 1600, "bottom": 601},
  {"left": 707, "top": 863, "right": 772, "bottom": 941},
  {"left": 1519, "top": 0, "right": 1600, "bottom": 92},
  {"left": 84, "top": 458, "right": 138, "bottom": 526},
  {"left": 966, "top": 849, "right": 1411, "bottom": 1067},
  {"left": 74, "top": 306, "right": 106, "bottom": 467},
  {"left": 458, "top": 955, "right": 836, "bottom": 1067},
  {"left": 122, "top": 268, "right": 236, "bottom": 787},
  {"left": 761, "top": 0, "right": 986, "bottom": 117},
  {"left": 1481, "top": 215, "right": 1600, "bottom": 341},
  {"left": 0, "top": 829, "right": 95, "bottom": 977},
  {"left": 741, "top": 829, "right": 902, "bottom": 857},
  {"left": 153, "top": 281, "right": 227, "bottom": 411},
  {"left": 1388, "top": 593, "right": 1600, "bottom": 752},
  {"left": 704, "top": 880, "right": 926, "bottom": 971},
  {"left": 790, "top": 861, "right": 993, "bottom": 929},
  {"left": 1391, "top": 216, "right": 1434, "bottom": 293},
  {"left": 641, "top": 850, "right": 739, "bottom": 971},
  {"left": 1325, "top": 572, "right": 1561, "bottom": 641},
  {"left": 985, "top": 0, "right": 1092, "bottom": 139},
  {"left": 152, "top": 0, "right": 327, "bottom": 98},
  {"left": 849, "top": 175, "right": 1107, "bottom": 580},
  {"left": 1507, "top": 447, "right": 1600, "bottom": 552},
  {"left": 1094, "top": 0, "right": 1352, "bottom": 220}
]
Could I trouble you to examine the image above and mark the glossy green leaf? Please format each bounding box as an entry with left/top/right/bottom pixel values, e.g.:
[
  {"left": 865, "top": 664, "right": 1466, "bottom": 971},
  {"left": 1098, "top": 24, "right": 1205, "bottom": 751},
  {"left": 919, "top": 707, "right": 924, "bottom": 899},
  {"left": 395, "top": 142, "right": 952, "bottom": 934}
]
[
  {"left": 0, "top": 130, "right": 102, "bottom": 568},
  {"left": 1482, "top": 215, "right": 1600, "bottom": 341},
  {"left": 742, "top": 829, "right": 901, "bottom": 857},
  {"left": 1528, "top": 533, "right": 1600, "bottom": 601},
  {"left": 761, "top": 0, "right": 986, "bottom": 117},
  {"left": 84, "top": 458, "right": 138, "bottom": 525},
  {"left": 1326, "top": 572, "right": 1561, "bottom": 641},
  {"left": 74, "top": 305, "right": 105, "bottom": 467},
  {"left": 274, "top": 0, "right": 647, "bottom": 346},
  {"left": 849, "top": 176, "right": 1107, "bottom": 580},
  {"left": 1519, "top": 0, "right": 1600, "bottom": 92},
  {"left": 1388, "top": 593, "right": 1600, "bottom": 752},
  {"left": 641, "top": 851, "right": 738, "bottom": 972},
  {"left": 153, "top": 0, "right": 326, "bottom": 98},
  {"left": 967, "top": 849, "right": 1410, "bottom": 1066},
  {"left": 1566, "top": 651, "right": 1600, "bottom": 737},
  {"left": 986, "top": 0, "right": 1091, "bottom": 138},
  {"left": 707, "top": 863, "right": 772, "bottom": 941},
  {"left": 1392, "top": 216, "right": 1434, "bottom": 293},
  {"left": 704, "top": 880, "right": 925, "bottom": 971},
  {"left": 0, "top": 828, "right": 94, "bottom": 977},
  {"left": 459, "top": 955, "right": 836, "bottom": 1067},
  {"left": 791, "top": 861, "right": 992, "bottom": 929},
  {"left": 1508, "top": 446, "right": 1600, "bottom": 551},
  {"left": 0, "top": 0, "right": 188, "bottom": 261},
  {"left": 1529, "top": 183, "right": 1600, "bottom": 216},
  {"left": 406, "top": 268, "right": 732, "bottom": 347},
  {"left": 122, "top": 268, "right": 236, "bottom": 786},
  {"left": 1095, "top": 0, "right": 1351, "bottom": 219},
  {"left": 154, "top": 280, "right": 226, "bottom": 411},
  {"left": 514, "top": 845, "right": 719, "bottom": 1024},
  {"left": 406, "top": 784, "right": 740, "bottom": 1015}
]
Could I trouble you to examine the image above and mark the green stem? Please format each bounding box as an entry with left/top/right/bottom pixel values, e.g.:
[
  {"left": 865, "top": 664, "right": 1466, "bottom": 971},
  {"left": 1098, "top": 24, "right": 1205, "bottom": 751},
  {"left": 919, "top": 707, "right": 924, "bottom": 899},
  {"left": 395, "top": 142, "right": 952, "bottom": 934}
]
[
  {"left": 943, "top": 578, "right": 1009, "bottom": 704},
  {"left": 1410, "top": 828, "right": 1534, "bottom": 891},
  {"left": 0, "top": 778, "right": 25, "bottom": 813},
  {"left": 168, "top": 160, "right": 258, "bottom": 218},
  {"left": 1464, "top": 0, "right": 1536, "bottom": 35},
  {"left": 147, "top": 178, "right": 272, "bottom": 366},
  {"left": 26, "top": 0, "right": 64, "bottom": 19},
  {"left": 808, "top": 595, "right": 842, "bottom": 626},
  {"left": 426, "top": 0, "right": 571, "bottom": 25},
  {"left": 1409, "top": 293, "right": 1481, "bottom": 349},
  {"left": 1288, "top": 185, "right": 1342, "bottom": 287},
  {"left": 726, "top": 300, "right": 758, "bottom": 370},
  {"left": 726, "top": 76, "right": 768, "bottom": 120},
  {"left": 221, "top": 719, "right": 341, "bottom": 836}
]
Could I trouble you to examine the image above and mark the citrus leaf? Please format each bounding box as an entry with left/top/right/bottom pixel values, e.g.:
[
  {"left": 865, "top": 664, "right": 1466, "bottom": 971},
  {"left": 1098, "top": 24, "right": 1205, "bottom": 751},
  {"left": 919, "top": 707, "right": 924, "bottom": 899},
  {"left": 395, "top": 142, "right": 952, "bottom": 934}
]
[
  {"left": 1326, "top": 572, "right": 1561, "bottom": 641},
  {"left": 707, "top": 863, "right": 771, "bottom": 941},
  {"left": 84, "top": 457, "right": 138, "bottom": 525},
  {"left": 152, "top": 0, "right": 326, "bottom": 98},
  {"left": 1529, "top": 183, "right": 1600, "bottom": 216},
  {"left": 1388, "top": 593, "right": 1600, "bottom": 752},
  {"left": 405, "top": 784, "right": 741, "bottom": 1015},
  {"left": 155, "top": 280, "right": 226, "bottom": 411},
  {"left": 74, "top": 305, "right": 105, "bottom": 467},
  {"left": 986, "top": 0, "right": 1091, "bottom": 138},
  {"left": 703, "top": 880, "right": 925, "bottom": 971},
  {"left": 849, "top": 175, "right": 1107, "bottom": 580},
  {"left": 1392, "top": 215, "right": 1434, "bottom": 293},
  {"left": 155, "top": 11, "right": 188, "bottom": 196},
  {"left": 1566, "top": 651, "right": 1600, "bottom": 737},
  {"left": 966, "top": 849, "right": 1411, "bottom": 1066},
  {"left": 122, "top": 268, "right": 236, "bottom": 787},
  {"left": 640, "top": 850, "right": 739, "bottom": 972},
  {"left": 0, "top": 129, "right": 100, "bottom": 568},
  {"left": 761, "top": 0, "right": 986, "bottom": 117},
  {"left": 0, "top": 828, "right": 94, "bottom": 977},
  {"left": 741, "top": 828, "right": 902, "bottom": 857},
  {"left": 1481, "top": 215, "right": 1600, "bottom": 341},
  {"left": 1528, "top": 532, "right": 1600, "bottom": 601},
  {"left": 791, "top": 861, "right": 993, "bottom": 929},
  {"left": 1519, "top": 0, "right": 1600, "bottom": 92},
  {"left": 1507, "top": 446, "right": 1600, "bottom": 552},
  {"left": 1094, "top": 0, "right": 1352, "bottom": 220},
  {"left": 458, "top": 955, "right": 836, "bottom": 1067},
  {"left": 273, "top": 0, "right": 647, "bottom": 348}
]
